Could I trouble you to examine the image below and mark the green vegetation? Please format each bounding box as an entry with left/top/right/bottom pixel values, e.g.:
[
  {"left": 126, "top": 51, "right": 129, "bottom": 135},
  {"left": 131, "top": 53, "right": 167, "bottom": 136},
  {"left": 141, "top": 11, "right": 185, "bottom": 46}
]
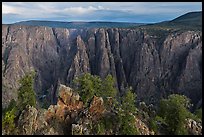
[
  {"left": 118, "top": 113, "right": 138, "bottom": 135},
  {"left": 158, "top": 94, "right": 191, "bottom": 135},
  {"left": 17, "top": 71, "right": 36, "bottom": 111},
  {"left": 117, "top": 88, "right": 138, "bottom": 135},
  {"left": 2, "top": 72, "right": 36, "bottom": 135},
  {"left": 73, "top": 73, "right": 101, "bottom": 105},
  {"left": 93, "top": 118, "right": 106, "bottom": 135},
  {"left": 121, "top": 88, "right": 137, "bottom": 113},
  {"left": 186, "top": 107, "right": 203, "bottom": 123},
  {"left": 131, "top": 12, "right": 202, "bottom": 40},
  {"left": 81, "top": 75, "right": 202, "bottom": 135},
  {"left": 149, "top": 118, "right": 158, "bottom": 133},
  {"left": 74, "top": 73, "right": 139, "bottom": 135},
  {"left": 73, "top": 73, "right": 117, "bottom": 106},
  {"left": 92, "top": 88, "right": 139, "bottom": 135},
  {"left": 2, "top": 99, "right": 18, "bottom": 135},
  {"left": 171, "top": 11, "right": 202, "bottom": 28},
  {"left": 3, "top": 71, "right": 201, "bottom": 135},
  {"left": 101, "top": 75, "right": 117, "bottom": 98},
  {"left": 149, "top": 115, "right": 166, "bottom": 134},
  {"left": 2, "top": 108, "right": 17, "bottom": 134},
  {"left": 2, "top": 99, "right": 17, "bottom": 116},
  {"left": 195, "top": 108, "right": 202, "bottom": 120},
  {"left": 147, "top": 94, "right": 202, "bottom": 135}
]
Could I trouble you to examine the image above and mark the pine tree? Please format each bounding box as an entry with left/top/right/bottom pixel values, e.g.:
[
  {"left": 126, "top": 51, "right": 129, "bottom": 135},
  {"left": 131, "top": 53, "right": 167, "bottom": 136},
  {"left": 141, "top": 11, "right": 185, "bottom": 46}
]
[
  {"left": 159, "top": 94, "right": 191, "bottom": 135},
  {"left": 117, "top": 88, "right": 138, "bottom": 135},
  {"left": 17, "top": 71, "right": 36, "bottom": 111}
]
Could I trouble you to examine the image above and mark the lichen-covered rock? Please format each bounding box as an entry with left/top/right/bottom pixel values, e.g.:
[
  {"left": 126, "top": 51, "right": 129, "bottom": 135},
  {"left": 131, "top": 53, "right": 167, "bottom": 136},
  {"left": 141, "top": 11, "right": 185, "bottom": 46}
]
[
  {"left": 34, "top": 109, "right": 60, "bottom": 135},
  {"left": 89, "top": 96, "right": 105, "bottom": 119},
  {"left": 18, "top": 105, "right": 38, "bottom": 135},
  {"left": 135, "top": 117, "right": 155, "bottom": 135},
  {"left": 70, "top": 95, "right": 106, "bottom": 135},
  {"left": 57, "top": 84, "right": 83, "bottom": 110},
  {"left": 186, "top": 118, "right": 202, "bottom": 135},
  {"left": 17, "top": 105, "right": 61, "bottom": 135},
  {"left": 45, "top": 84, "right": 84, "bottom": 134},
  {"left": 45, "top": 84, "right": 83, "bottom": 120}
]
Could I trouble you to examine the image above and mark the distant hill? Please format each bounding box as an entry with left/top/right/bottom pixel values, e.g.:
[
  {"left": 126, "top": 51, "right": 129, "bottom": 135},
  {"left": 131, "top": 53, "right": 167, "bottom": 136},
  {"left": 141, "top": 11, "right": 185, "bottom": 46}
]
[
  {"left": 133, "top": 11, "right": 202, "bottom": 38},
  {"left": 139, "top": 11, "right": 202, "bottom": 32},
  {"left": 11, "top": 20, "right": 145, "bottom": 29},
  {"left": 171, "top": 11, "right": 202, "bottom": 25},
  {"left": 6, "top": 11, "right": 201, "bottom": 30}
]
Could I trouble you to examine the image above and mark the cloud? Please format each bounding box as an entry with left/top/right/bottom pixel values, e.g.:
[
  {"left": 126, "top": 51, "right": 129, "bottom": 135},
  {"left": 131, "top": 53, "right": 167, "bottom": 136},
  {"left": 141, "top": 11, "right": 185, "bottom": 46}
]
[
  {"left": 51, "top": 5, "right": 109, "bottom": 16},
  {"left": 2, "top": 3, "right": 20, "bottom": 14},
  {"left": 2, "top": 2, "right": 202, "bottom": 24},
  {"left": 63, "top": 6, "right": 100, "bottom": 15}
]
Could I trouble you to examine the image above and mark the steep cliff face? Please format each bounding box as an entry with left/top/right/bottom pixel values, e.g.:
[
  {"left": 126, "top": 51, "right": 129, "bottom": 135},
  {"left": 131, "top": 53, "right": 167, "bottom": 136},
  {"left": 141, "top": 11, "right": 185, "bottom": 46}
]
[{"left": 2, "top": 24, "right": 202, "bottom": 108}]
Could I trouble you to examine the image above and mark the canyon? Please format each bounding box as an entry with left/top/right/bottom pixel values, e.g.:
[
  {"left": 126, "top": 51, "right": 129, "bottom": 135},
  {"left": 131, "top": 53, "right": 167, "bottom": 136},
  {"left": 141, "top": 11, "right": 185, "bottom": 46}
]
[
  {"left": 2, "top": 12, "right": 202, "bottom": 110},
  {"left": 2, "top": 11, "right": 202, "bottom": 135},
  {"left": 2, "top": 25, "right": 202, "bottom": 108}
]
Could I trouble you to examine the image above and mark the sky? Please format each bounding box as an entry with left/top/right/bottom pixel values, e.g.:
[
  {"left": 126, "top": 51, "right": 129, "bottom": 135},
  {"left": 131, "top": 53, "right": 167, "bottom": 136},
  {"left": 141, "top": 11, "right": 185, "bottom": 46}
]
[{"left": 2, "top": 2, "right": 202, "bottom": 24}]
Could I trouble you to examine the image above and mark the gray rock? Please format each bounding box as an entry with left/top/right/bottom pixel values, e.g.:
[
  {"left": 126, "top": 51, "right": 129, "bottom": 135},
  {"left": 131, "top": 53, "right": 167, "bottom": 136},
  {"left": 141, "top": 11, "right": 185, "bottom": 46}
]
[
  {"left": 2, "top": 24, "right": 202, "bottom": 108},
  {"left": 18, "top": 105, "right": 38, "bottom": 135},
  {"left": 186, "top": 118, "right": 202, "bottom": 135}
]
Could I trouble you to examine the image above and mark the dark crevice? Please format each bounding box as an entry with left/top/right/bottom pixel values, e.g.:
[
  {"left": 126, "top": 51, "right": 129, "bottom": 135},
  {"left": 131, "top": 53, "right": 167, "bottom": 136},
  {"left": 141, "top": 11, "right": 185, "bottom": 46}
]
[
  {"left": 66, "top": 40, "right": 78, "bottom": 84},
  {"left": 52, "top": 28, "right": 61, "bottom": 53},
  {"left": 5, "top": 25, "right": 10, "bottom": 42},
  {"left": 3, "top": 45, "right": 13, "bottom": 76}
]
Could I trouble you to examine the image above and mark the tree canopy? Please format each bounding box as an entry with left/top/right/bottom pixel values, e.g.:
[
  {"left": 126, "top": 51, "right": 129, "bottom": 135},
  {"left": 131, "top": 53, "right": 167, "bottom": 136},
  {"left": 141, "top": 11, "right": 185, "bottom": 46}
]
[
  {"left": 73, "top": 73, "right": 117, "bottom": 106},
  {"left": 17, "top": 71, "right": 36, "bottom": 111},
  {"left": 158, "top": 94, "right": 192, "bottom": 135}
]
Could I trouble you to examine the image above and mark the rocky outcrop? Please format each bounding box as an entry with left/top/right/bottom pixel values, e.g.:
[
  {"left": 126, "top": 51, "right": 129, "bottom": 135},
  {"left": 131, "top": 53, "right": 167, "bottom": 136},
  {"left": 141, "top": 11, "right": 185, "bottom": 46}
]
[
  {"left": 71, "top": 95, "right": 106, "bottom": 135},
  {"left": 45, "top": 84, "right": 83, "bottom": 134},
  {"left": 17, "top": 105, "right": 59, "bottom": 135},
  {"left": 88, "top": 96, "right": 106, "bottom": 119},
  {"left": 135, "top": 117, "right": 155, "bottom": 135},
  {"left": 185, "top": 118, "right": 202, "bottom": 135},
  {"left": 2, "top": 24, "right": 202, "bottom": 108},
  {"left": 10, "top": 84, "right": 83, "bottom": 135},
  {"left": 13, "top": 84, "right": 108, "bottom": 135},
  {"left": 18, "top": 105, "right": 38, "bottom": 135},
  {"left": 4, "top": 85, "right": 202, "bottom": 135}
]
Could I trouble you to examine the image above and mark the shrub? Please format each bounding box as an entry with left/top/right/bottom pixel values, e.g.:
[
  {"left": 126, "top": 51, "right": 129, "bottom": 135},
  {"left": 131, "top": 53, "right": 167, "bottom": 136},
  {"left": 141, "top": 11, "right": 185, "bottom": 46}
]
[
  {"left": 121, "top": 88, "right": 137, "bottom": 114},
  {"left": 73, "top": 74, "right": 138, "bottom": 135},
  {"left": 117, "top": 88, "right": 139, "bottom": 135},
  {"left": 94, "top": 120, "right": 106, "bottom": 135},
  {"left": 2, "top": 107, "right": 17, "bottom": 135},
  {"left": 73, "top": 73, "right": 99, "bottom": 105},
  {"left": 149, "top": 118, "right": 158, "bottom": 133},
  {"left": 158, "top": 94, "right": 191, "bottom": 135},
  {"left": 2, "top": 99, "right": 18, "bottom": 135},
  {"left": 2, "top": 99, "right": 17, "bottom": 116},
  {"left": 101, "top": 74, "right": 117, "bottom": 98},
  {"left": 2, "top": 71, "right": 37, "bottom": 135},
  {"left": 195, "top": 108, "right": 202, "bottom": 120},
  {"left": 17, "top": 71, "right": 36, "bottom": 111},
  {"left": 73, "top": 73, "right": 117, "bottom": 106},
  {"left": 118, "top": 113, "right": 138, "bottom": 135}
]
